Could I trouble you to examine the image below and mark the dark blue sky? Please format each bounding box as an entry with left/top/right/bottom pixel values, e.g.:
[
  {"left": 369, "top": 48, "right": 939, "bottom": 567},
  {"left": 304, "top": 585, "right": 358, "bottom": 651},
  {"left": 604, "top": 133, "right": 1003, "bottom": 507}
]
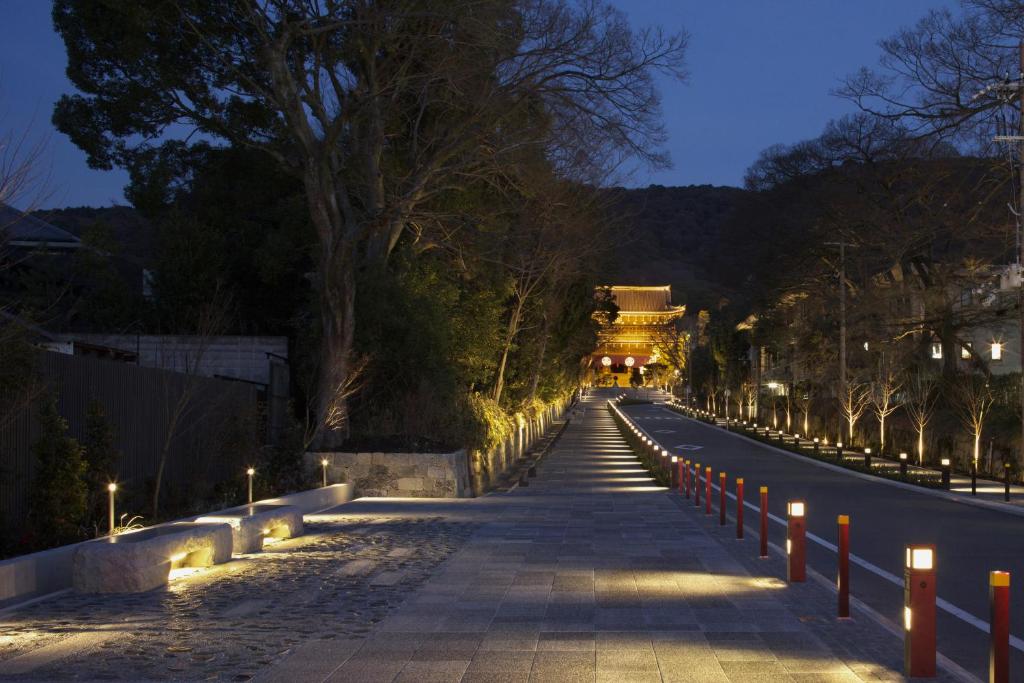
[{"left": 0, "top": 0, "right": 954, "bottom": 209}]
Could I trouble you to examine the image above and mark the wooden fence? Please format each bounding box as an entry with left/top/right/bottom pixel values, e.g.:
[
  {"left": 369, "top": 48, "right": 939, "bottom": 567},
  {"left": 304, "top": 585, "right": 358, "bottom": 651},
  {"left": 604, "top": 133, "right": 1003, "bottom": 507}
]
[{"left": 0, "top": 351, "right": 260, "bottom": 532}]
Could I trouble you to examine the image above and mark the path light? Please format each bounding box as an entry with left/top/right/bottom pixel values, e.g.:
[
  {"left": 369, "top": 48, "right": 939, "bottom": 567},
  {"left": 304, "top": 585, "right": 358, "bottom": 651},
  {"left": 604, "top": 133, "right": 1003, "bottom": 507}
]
[
  {"left": 321, "top": 458, "right": 329, "bottom": 487},
  {"left": 786, "top": 500, "right": 806, "bottom": 582},
  {"left": 904, "top": 545, "right": 936, "bottom": 677},
  {"left": 107, "top": 483, "right": 117, "bottom": 536},
  {"left": 246, "top": 467, "right": 255, "bottom": 504},
  {"left": 940, "top": 458, "right": 951, "bottom": 490},
  {"left": 899, "top": 452, "right": 908, "bottom": 477}
]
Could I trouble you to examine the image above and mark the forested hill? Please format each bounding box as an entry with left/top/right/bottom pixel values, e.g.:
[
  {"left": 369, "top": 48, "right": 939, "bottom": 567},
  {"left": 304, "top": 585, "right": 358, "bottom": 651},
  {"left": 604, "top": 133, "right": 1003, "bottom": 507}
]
[
  {"left": 34, "top": 185, "right": 751, "bottom": 313},
  {"left": 604, "top": 184, "right": 749, "bottom": 311}
]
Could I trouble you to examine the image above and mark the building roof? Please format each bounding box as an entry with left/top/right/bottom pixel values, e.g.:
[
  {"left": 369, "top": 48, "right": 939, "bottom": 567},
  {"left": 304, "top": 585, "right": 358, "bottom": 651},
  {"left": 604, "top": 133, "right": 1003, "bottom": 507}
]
[
  {"left": 0, "top": 204, "right": 81, "bottom": 249},
  {"left": 606, "top": 285, "right": 676, "bottom": 312}
]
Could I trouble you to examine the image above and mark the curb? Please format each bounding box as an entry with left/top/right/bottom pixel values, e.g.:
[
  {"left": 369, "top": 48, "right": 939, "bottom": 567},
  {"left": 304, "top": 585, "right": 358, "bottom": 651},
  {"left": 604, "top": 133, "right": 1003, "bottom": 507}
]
[{"left": 668, "top": 408, "right": 1024, "bottom": 520}]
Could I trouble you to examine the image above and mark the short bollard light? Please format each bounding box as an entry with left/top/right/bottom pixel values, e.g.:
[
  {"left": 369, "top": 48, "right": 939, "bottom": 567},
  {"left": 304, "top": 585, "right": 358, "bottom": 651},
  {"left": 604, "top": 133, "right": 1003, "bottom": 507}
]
[
  {"left": 107, "top": 482, "right": 117, "bottom": 536},
  {"left": 940, "top": 458, "right": 951, "bottom": 490},
  {"left": 990, "top": 570, "right": 1010, "bottom": 683},
  {"left": 704, "top": 466, "right": 712, "bottom": 515},
  {"left": 837, "top": 515, "right": 850, "bottom": 618},
  {"left": 670, "top": 455, "right": 679, "bottom": 490},
  {"left": 246, "top": 467, "right": 256, "bottom": 504},
  {"left": 786, "top": 500, "right": 806, "bottom": 582},
  {"left": 904, "top": 545, "right": 936, "bottom": 678},
  {"left": 321, "top": 458, "right": 330, "bottom": 487},
  {"left": 899, "top": 452, "right": 908, "bottom": 478},
  {"left": 759, "top": 486, "right": 769, "bottom": 558},
  {"left": 813, "top": 437, "right": 820, "bottom": 454},
  {"left": 718, "top": 471, "right": 727, "bottom": 525},
  {"left": 735, "top": 478, "right": 744, "bottom": 539},
  {"left": 863, "top": 447, "right": 872, "bottom": 469}
]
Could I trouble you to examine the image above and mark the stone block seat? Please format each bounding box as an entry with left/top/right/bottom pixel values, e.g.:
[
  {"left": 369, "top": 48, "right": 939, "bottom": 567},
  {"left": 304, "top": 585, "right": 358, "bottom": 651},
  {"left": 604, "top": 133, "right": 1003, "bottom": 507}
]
[
  {"left": 195, "top": 504, "right": 303, "bottom": 554},
  {"left": 73, "top": 522, "right": 233, "bottom": 593}
]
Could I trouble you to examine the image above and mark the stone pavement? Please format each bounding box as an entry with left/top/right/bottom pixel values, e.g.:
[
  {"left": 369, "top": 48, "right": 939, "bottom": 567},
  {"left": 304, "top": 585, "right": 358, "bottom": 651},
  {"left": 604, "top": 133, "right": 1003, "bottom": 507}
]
[
  {"left": 261, "top": 394, "right": 947, "bottom": 682},
  {"left": 0, "top": 394, "right": 959, "bottom": 681}
]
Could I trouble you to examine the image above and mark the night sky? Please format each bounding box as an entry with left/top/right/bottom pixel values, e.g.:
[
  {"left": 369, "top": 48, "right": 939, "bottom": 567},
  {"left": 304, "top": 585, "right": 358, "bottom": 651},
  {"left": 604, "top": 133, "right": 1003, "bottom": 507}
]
[{"left": 0, "top": 0, "right": 955, "bottom": 209}]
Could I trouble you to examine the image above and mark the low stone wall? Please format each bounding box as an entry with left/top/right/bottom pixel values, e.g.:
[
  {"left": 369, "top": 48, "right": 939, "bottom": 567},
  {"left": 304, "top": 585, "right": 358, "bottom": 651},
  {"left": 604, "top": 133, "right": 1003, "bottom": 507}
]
[
  {"left": 470, "top": 398, "right": 570, "bottom": 494},
  {"left": 0, "top": 483, "right": 354, "bottom": 611},
  {"left": 310, "top": 451, "right": 473, "bottom": 498}
]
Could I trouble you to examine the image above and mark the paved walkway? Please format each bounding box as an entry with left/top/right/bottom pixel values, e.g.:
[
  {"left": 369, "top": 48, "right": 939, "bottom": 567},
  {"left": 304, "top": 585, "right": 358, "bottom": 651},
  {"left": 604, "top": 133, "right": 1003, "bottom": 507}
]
[
  {"left": 262, "top": 394, "right": 935, "bottom": 682},
  {"left": 0, "top": 394, "right": 956, "bottom": 681}
]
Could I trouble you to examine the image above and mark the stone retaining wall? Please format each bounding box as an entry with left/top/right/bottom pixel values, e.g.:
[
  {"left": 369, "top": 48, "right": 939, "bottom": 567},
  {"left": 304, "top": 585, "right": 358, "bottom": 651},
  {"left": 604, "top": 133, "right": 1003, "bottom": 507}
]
[{"left": 310, "top": 451, "right": 472, "bottom": 498}]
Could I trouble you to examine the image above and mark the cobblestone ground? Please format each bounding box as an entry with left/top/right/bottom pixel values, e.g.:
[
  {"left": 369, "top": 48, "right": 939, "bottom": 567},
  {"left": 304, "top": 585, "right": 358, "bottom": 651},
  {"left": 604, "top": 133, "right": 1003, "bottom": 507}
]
[{"left": 0, "top": 516, "right": 474, "bottom": 681}]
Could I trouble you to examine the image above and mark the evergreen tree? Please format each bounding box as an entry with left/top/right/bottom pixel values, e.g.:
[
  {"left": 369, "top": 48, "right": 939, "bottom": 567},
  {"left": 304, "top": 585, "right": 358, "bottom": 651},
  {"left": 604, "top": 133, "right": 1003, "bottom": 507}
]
[{"left": 28, "top": 396, "right": 87, "bottom": 547}]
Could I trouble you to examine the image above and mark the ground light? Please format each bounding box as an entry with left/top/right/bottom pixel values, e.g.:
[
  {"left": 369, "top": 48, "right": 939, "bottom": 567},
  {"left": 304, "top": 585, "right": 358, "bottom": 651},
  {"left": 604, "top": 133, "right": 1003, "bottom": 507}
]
[
  {"left": 107, "top": 483, "right": 117, "bottom": 536},
  {"left": 321, "top": 458, "right": 329, "bottom": 487},
  {"left": 247, "top": 467, "right": 255, "bottom": 503}
]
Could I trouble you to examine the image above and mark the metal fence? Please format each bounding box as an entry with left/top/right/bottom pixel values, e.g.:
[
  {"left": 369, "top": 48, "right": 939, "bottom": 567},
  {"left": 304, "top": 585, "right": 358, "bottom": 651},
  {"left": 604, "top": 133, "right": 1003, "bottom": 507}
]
[{"left": 0, "top": 351, "right": 260, "bottom": 532}]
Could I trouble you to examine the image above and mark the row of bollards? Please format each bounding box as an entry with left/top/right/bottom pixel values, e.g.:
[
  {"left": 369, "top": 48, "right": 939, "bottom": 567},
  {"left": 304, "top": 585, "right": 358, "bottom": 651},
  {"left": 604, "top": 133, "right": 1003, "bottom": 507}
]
[{"left": 605, "top": 400, "right": 1012, "bottom": 682}]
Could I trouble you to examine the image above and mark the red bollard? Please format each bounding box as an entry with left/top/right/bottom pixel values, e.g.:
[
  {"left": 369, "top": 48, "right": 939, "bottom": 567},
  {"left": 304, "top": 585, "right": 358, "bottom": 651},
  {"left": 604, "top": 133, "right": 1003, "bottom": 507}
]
[
  {"left": 786, "top": 500, "right": 806, "bottom": 582},
  {"left": 694, "top": 463, "right": 701, "bottom": 507},
  {"left": 736, "top": 478, "right": 744, "bottom": 539},
  {"left": 759, "top": 486, "right": 768, "bottom": 558},
  {"left": 684, "top": 459, "right": 691, "bottom": 498},
  {"left": 675, "top": 456, "right": 683, "bottom": 494},
  {"left": 705, "top": 466, "right": 712, "bottom": 516},
  {"left": 990, "top": 571, "right": 1010, "bottom": 683},
  {"left": 904, "top": 545, "right": 936, "bottom": 678},
  {"left": 837, "top": 515, "right": 850, "bottom": 618},
  {"left": 719, "top": 472, "right": 727, "bottom": 525}
]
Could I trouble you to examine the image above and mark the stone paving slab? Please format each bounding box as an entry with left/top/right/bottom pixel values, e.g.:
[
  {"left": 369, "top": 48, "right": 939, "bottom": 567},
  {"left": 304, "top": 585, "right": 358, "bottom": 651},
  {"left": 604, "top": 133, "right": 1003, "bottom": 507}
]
[{"left": 258, "top": 394, "right": 959, "bottom": 682}]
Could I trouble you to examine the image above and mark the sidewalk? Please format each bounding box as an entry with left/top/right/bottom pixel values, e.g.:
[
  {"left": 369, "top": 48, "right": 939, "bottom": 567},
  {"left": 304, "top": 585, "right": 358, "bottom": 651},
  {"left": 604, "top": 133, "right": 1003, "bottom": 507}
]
[{"left": 262, "top": 395, "right": 945, "bottom": 682}]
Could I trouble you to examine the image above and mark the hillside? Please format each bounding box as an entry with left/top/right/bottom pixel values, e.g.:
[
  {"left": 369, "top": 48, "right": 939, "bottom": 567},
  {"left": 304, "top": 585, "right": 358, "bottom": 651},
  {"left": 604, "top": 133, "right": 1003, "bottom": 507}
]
[{"left": 605, "top": 184, "right": 748, "bottom": 310}]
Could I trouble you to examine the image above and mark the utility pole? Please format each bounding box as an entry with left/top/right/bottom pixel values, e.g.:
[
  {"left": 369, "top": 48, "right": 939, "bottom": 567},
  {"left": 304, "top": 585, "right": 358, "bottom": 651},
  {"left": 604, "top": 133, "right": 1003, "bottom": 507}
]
[{"left": 826, "top": 242, "right": 856, "bottom": 403}]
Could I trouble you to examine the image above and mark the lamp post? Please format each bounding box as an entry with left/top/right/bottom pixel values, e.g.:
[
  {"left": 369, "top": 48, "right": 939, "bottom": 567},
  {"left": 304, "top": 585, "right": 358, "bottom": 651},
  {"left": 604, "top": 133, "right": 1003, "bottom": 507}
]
[
  {"left": 321, "top": 458, "right": 329, "bottom": 488},
  {"left": 246, "top": 467, "right": 255, "bottom": 504},
  {"left": 107, "top": 483, "right": 117, "bottom": 536}
]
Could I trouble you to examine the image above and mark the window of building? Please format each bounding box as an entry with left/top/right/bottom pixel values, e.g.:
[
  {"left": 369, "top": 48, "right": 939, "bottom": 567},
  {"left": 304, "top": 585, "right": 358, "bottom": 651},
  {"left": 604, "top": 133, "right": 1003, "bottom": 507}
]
[
  {"left": 992, "top": 342, "right": 1003, "bottom": 361},
  {"left": 961, "top": 344, "right": 971, "bottom": 360},
  {"left": 930, "top": 343, "right": 942, "bottom": 359}
]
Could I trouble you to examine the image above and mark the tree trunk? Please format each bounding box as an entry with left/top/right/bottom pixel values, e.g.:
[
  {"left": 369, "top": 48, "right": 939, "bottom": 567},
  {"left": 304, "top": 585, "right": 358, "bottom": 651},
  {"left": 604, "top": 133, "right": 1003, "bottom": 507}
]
[
  {"left": 528, "top": 315, "right": 551, "bottom": 403},
  {"left": 493, "top": 299, "right": 524, "bottom": 406}
]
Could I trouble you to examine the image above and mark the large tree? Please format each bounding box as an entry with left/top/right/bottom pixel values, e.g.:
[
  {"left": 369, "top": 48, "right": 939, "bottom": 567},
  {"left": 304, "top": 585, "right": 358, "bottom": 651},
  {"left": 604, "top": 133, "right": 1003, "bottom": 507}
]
[{"left": 53, "top": 0, "right": 686, "bottom": 447}]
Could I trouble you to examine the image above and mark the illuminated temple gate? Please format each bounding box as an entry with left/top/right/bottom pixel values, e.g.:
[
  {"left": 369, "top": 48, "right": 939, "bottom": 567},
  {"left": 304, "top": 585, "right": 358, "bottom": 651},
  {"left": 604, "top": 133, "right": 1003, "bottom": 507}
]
[{"left": 591, "top": 285, "right": 685, "bottom": 386}]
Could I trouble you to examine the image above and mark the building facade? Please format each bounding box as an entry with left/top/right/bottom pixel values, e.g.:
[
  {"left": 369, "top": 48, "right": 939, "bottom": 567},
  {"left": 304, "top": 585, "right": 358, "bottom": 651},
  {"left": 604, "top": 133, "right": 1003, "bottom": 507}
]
[{"left": 591, "top": 285, "right": 685, "bottom": 385}]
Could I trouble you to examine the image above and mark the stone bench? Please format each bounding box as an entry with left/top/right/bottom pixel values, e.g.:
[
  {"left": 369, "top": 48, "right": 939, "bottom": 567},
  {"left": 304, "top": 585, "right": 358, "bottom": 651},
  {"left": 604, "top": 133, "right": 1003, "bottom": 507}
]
[
  {"left": 73, "top": 522, "right": 233, "bottom": 593},
  {"left": 196, "top": 504, "right": 303, "bottom": 554}
]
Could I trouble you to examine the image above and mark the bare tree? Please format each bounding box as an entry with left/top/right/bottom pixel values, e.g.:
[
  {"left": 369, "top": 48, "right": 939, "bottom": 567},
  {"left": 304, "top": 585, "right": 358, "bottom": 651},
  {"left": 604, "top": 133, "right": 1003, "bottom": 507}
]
[
  {"left": 953, "top": 372, "right": 995, "bottom": 469},
  {"left": 839, "top": 382, "right": 871, "bottom": 445},
  {"left": 870, "top": 369, "right": 903, "bottom": 453},
  {"left": 151, "top": 289, "right": 232, "bottom": 517},
  {"left": 54, "top": 0, "right": 688, "bottom": 448},
  {"left": 904, "top": 370, "right": 938, "bottom": 465}
]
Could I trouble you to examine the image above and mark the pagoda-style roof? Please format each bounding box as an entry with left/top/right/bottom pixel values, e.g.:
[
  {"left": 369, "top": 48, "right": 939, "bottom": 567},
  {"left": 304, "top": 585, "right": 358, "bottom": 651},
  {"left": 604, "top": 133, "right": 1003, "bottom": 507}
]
[{"left": 607, "top": 285, "right": 675, "bottom": 312}]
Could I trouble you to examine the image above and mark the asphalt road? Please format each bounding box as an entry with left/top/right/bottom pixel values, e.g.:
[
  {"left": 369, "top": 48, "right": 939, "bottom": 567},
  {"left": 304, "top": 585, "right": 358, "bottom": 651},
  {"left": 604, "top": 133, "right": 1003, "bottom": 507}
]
[{"left": 620, "top": 398, "right": 1024, "bottom": 681}]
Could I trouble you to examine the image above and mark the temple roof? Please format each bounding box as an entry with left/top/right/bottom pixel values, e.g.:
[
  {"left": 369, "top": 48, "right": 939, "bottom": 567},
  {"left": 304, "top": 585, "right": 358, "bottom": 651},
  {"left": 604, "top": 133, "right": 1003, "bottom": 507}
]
[{"left": 604, "top": 285, "right": 680, "bottom": 313}]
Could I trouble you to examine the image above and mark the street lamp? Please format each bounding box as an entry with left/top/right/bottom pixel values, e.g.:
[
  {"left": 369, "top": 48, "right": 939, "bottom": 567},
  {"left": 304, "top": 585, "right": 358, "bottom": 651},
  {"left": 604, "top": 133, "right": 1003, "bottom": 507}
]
[
  {"left": 246, "top": 467, "right": 255, "bottom": 504},
  {"left": 321, "top": 458, "right": 329, "bottom": 487}
]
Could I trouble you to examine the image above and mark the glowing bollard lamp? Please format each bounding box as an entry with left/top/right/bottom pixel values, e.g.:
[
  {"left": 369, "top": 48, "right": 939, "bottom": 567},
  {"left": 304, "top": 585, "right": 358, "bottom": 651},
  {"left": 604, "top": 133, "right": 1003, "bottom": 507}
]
[
  {"left": 863, "top": 447, "right": 872, "bottom": 469},
  {"left": 837, "top": 515, "right": 850, "bottom": 618},
  {"left": 694, "top": 463, "right": 701, "bottom": 507},
  {"left": 718, "top": 471, "right": 727, "bottom": 526},
  {"left": 704, "top": 466, "right": 712, "bottom": 515},
  {"left": 940, "top": 459, "right": 951, "bottom": 490},
  {"left": 899, "top": 452, "right": 908, "bottom": 478},
  {"left": 786, "top": 500, "right": 806, "bottom": 582},
  {"left": 670, "top": 455, "right": 678, "bottom": 490},
  {"left": 107, "top": 483, "right": 118, "bottom": 536},
  {"left": 246, "top": 467, "right": 256, "bottom": 504},
  {"left": 990, "top": 571, "right": 1010, "bottom": 683},
  {"left": 904, "top": 545, "right": 936, "bottom": 678},
  {"left": 321, "top": 458, "right": 330, "bottom": 487},
  {"left": 735, "top": 478, "right": 744, "bottom": 539}
]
